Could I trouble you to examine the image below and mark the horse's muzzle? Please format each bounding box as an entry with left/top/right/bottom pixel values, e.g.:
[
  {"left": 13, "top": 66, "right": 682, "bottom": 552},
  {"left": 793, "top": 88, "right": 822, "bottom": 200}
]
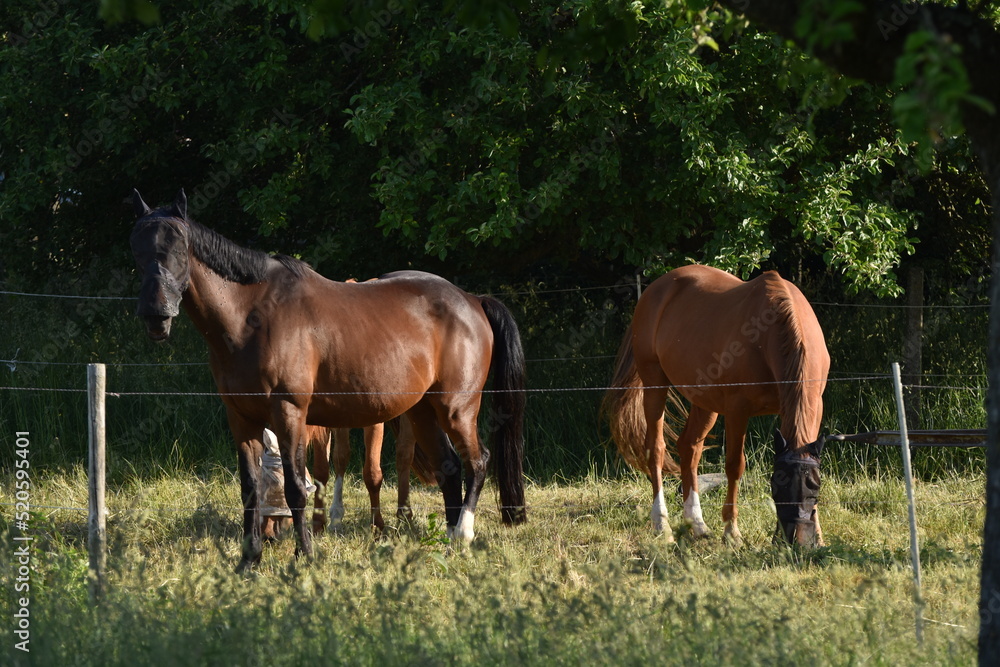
[
  {"left": 774, "top": 510, "right": 820, "bottom": 547},
  {"left": 136, "top": 263, "right": 184, "bottom": 321},
  {"left": 143, "top": 315, "right": 173, "bottom": 342}
]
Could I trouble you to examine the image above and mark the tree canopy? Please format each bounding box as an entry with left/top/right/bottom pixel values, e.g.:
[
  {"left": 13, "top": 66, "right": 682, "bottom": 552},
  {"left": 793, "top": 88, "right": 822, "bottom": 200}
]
[{"left": 0, "top": 0, "right": 988, "bottom": 297}]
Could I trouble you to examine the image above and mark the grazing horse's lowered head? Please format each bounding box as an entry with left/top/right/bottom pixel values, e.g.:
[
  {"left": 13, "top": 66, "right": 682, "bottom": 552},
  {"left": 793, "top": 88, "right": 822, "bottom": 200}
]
[
  {"left": 129, "top": 189, "right": 192, "bottom": 341},
  {"left": 770, "top": 430, "right": 824, "bottom": 547}
]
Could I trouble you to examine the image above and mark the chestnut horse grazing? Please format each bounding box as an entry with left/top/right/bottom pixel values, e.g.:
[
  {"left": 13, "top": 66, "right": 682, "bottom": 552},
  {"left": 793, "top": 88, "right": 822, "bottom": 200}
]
[
  {"left": 602, "top": 265, "right": 829, "bottom": 546},
  {"left": 263, "top": 422, "right": 414, "bottom": 537},
  {"left": 312, "top": 418, "right": 423, "bottom": 534},
  {"left": 130, "top": 189, "right": 526, "bottom": 570}
]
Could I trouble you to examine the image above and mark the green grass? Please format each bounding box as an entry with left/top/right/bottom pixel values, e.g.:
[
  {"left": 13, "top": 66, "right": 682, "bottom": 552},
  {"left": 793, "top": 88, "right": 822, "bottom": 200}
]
[{"left": 0, "top": 465, "right": 982, "bottom": 666}]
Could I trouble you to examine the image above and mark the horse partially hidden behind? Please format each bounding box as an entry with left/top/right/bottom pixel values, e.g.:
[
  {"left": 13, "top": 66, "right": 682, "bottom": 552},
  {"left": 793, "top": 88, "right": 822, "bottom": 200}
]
[
  {"left": 262, "top": 418, "right": 424, "bottom": 538},
  {"left": 312, "top": 417, "right": 429, "bottom": 534},
  {"left": 602, "top": 265, "right": 829, "bottom": 546},
  {"left": 130, "top": 189, "right": 527, "bottom": 570}
]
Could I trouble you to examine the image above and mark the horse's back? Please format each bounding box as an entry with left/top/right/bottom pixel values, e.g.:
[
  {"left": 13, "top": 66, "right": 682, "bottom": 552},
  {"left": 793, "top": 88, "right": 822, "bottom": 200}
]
[
  {"left": 634, "top": 265, "right": 827, "bottom": 413},
  {"left": 300, "top": 269, "right": 493, "bottom": 422}
]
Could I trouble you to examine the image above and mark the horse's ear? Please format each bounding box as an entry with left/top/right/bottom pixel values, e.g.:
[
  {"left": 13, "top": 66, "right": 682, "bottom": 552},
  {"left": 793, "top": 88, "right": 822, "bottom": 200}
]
[
  {"left": 808, "top": 435, "right": 825, "bottom": 459},
  {"left": 132, "top": 189, "right": 151, "bottom": 218},
  {"left": 773, "top": 429, "right": 789, "bottom": 456},
  {"left": 172, "top": 189, "right": 187, "bottom": 219}
]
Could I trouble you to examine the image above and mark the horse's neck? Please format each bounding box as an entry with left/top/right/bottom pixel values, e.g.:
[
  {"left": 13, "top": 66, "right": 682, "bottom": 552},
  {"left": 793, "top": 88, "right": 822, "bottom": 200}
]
[
  {"left": 181, "top": 257, "right": 260, "bottom": 356},
  {"left": 768, "top": 283, "right": 826, "bottom": 450}
]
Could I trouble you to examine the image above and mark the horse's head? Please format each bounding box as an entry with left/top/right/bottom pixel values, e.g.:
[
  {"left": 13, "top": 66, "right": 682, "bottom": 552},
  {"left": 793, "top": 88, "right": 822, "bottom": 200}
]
[
  {"left": 770, "top": 429, "right": 823, "bottom": 547},
  {"left": 129, "top": 189, "right": 191, "bottom": 342}
]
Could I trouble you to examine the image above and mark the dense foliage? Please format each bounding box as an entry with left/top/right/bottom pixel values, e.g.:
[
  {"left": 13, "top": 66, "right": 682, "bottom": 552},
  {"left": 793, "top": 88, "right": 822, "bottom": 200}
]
[{"left": 0, "top": 0, "right": 989, "bottom": 297}]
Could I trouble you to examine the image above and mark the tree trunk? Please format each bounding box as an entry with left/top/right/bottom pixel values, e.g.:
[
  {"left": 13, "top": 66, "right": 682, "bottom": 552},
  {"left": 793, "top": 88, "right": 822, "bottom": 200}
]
[
  {"left": 978, "top": 167, "right": 1000, "bottom": 663},
  {"left": 904, "top": 266, "right": 923, "bottom": 429}
]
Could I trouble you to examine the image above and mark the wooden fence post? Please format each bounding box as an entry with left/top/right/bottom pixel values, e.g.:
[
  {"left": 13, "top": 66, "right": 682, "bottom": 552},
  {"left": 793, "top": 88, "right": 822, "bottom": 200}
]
[{"left": 88, "top": 363, "right": 107, "bottom": 602}]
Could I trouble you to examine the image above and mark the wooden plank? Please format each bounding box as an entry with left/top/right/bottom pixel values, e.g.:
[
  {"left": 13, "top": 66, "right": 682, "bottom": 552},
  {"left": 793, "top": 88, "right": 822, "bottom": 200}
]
[
  {"left": 827, "top": 429, "right": 986, "bottom": 448},
  {"left": 677, "top": 472, "right": 728, "bottom": 496}
]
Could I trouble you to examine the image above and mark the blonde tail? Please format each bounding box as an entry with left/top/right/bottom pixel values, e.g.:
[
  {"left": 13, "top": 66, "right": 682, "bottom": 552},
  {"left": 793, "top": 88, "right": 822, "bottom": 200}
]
[{"left": 601, "top": 325, "right": 682, "bottom": 477}]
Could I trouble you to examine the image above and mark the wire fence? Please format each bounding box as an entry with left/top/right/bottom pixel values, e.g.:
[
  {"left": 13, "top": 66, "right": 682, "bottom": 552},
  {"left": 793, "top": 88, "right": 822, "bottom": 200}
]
[
  {"left": 2, "top": 284, "right": 994, "bottom": 305},
  {"left": 1, "top": 278, "right": 989, "bottom": 524}
]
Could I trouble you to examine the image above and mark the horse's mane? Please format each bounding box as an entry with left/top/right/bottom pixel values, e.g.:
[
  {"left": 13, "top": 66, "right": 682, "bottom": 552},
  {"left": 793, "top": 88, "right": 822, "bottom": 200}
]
[
  {"left": 184, "top": 217, "right": 310, "bottom": 285},
  {"left": 762, "top": 272, "right": 809, "bottom": 444}
]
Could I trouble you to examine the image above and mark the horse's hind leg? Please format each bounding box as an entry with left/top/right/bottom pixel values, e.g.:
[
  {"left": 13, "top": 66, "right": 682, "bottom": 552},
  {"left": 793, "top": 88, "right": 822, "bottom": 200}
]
[
  {"left": 363, "top": 423, "right": 386, "bottom": 534},
  {"left": 329, "top": 428, "right": 350, "bottom": 530},
  {"left": 438, "top": 406, "right": 488, "bottom": 543},
  {"left": 395, "top": 415, "right": 416, "bottom": 523},
  {"left": 311, "top": 428, "right": 332, "bottom": 534},
  {"left": 640, "top": 383, "right": 674, "bottom": 539},
  {"left": 722, "top": 412, "right": 750, "bottom": 547},
  {"left": 407, "top": 404, "right": 463, "bottom": 535},
  {"left": 678, "top": 405, "right": 718, "bottom": 538}
]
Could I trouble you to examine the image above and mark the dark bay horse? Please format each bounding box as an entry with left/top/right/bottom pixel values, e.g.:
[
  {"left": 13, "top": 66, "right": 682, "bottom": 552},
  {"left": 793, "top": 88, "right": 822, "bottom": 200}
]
[
  {"left": 602, "top": 265, "right": 829, "bottom": 546},
  {"left": 130, "top": 189, "right": 526, "bottom": 569}
]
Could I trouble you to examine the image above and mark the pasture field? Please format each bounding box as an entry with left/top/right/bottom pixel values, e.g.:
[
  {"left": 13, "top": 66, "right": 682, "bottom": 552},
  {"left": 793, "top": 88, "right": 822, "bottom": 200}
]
[{"left": 1, "top": 462, "right": 983, "bottom": 666}]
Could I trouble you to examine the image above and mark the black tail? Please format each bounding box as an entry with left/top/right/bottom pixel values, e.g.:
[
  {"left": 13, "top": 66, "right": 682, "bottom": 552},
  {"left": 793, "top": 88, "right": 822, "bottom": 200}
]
[{"left": 479, "top": 295, "right": 527, "bottom": 524}]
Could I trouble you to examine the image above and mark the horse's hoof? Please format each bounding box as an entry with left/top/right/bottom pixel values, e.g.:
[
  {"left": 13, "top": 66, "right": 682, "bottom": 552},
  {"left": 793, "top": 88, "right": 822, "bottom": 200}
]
[
  {"left": 690, "top": 520, "right": 712, "bottom": 539},
  {"left": 723, "top": 524, "right": 743, "bottom": 548},
  {"left": 235, "top": 558, "right": 258, "bottom": 574},
  {"left": 454, "top": 509, "right": 475, "bottom": 543}
]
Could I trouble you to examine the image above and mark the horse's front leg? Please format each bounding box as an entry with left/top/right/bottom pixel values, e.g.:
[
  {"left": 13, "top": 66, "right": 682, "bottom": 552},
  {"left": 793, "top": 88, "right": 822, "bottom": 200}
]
[
  {"left": 363, "top": 422, "right": 386, "bottom": 534},
  {"left": 329, "top": 428, "right": 350, "bottom": 530},
  {"left": 227, "top": 410, "right": 265, "bottom": 572},
  {"left": 395, "top": 415, "right": 416, "bottom": 523},
  {"left": 272, "top": 405, "right": 312, "bottom": 559},
  {"left": 310, "top": 427, "right": 332, "bottom": 534},
  {"left": 722, "top": 413, "right": 749, "bottom": 547}
]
